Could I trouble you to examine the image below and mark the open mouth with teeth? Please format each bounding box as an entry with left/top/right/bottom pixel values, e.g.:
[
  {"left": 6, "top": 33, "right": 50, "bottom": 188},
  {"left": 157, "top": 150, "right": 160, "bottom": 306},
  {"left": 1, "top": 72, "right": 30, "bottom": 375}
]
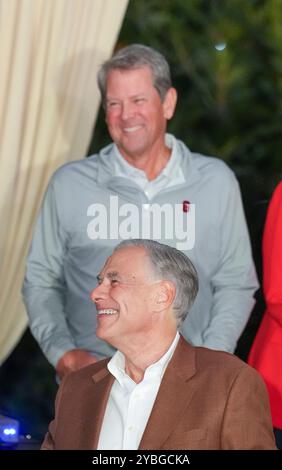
[
  {"left": 97, "top": 309, "right": 119, "bottom": 316},
  {"left": 123, "top": 125, "right": 143, "bottom": 133}
]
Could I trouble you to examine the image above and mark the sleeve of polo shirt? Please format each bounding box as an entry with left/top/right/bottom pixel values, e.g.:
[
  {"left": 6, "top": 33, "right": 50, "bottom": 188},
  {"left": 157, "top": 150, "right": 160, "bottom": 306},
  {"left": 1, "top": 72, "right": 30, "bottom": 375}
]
[
  {"left": 22, "top": 178, "right": 76, "bottom": 367},
  {"left": 202, "top": 169, "right": 259, "bottom": 352}
]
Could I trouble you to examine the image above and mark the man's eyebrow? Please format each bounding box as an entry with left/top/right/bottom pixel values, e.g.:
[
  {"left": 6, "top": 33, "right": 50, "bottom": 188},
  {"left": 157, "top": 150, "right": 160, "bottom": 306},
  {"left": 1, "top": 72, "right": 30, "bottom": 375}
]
[
  {"left": 107, "top": 93, "right": 147, "bottom": 101},
  {"left": 106, "top": 271, "right": 119, "bottom": 279},
  {"left": 106, "top": 97, "right": 120, "bottom": 102},
  {"left": 97, "top": 271, "right": 120, "bottom": 282}
]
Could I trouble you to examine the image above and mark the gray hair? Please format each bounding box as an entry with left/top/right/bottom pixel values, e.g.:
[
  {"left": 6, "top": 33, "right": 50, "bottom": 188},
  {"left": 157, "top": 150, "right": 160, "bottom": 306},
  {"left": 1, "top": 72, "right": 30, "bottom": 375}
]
[
  {"left": 97, "top": 44, "right": 172, "bottom": 106},
  {"left": 114, "top": 239, "right": 198, "bottom": 326}
]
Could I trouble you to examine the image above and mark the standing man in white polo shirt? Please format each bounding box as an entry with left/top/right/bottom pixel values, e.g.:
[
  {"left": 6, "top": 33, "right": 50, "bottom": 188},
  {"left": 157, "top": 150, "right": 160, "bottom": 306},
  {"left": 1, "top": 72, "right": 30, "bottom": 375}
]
[{"left": 23, "top": 44, "right": 258, "bottom": 380}]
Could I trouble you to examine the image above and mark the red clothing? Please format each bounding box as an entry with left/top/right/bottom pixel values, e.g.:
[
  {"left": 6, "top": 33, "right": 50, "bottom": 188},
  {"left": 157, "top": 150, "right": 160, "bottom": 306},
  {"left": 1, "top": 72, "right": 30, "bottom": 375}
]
[{"left": 248, "top": 182, "right": 282, "bottom": 428}]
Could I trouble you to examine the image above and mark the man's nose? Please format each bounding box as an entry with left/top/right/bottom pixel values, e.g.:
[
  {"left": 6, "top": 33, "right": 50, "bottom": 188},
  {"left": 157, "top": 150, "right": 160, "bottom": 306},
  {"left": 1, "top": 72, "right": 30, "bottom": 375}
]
[
  {"left": 121, "top": 102, "right": 134, "bottom": 120},
  {"left": 90, "top": 283, "right": 107, "bottom": 304}
]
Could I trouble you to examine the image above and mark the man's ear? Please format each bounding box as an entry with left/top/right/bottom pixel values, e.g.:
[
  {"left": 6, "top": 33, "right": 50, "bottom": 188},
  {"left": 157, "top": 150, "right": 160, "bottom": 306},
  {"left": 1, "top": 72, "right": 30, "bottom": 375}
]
[
  {"left": 163, "top": 87, "right": 177, "bottom": 120},
  {"left": 154, "top": 280, "right": 176, "bottom": 311}
]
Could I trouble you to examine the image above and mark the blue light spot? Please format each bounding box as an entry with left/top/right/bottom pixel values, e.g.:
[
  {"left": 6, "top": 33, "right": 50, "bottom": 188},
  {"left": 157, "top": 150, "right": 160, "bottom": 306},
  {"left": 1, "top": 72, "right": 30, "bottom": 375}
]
[{"left": 3, "top": 427, "right": 17, "bottom": 435}]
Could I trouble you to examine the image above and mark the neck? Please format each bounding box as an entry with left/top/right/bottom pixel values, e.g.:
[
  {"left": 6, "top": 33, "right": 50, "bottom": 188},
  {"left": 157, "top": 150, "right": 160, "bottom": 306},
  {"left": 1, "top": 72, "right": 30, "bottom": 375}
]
[
  {"left": 119, "top": 143, "right": 172, "bottom": 181},
  {"left": 122, "top": 329, "right": 177, "bottom": 383}
]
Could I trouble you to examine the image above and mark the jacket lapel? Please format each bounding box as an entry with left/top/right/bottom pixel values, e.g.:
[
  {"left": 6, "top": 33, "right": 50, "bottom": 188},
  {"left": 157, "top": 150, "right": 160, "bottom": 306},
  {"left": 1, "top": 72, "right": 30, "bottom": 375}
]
[
  {"left": 77, "top": 365, "right": 114, "bottom": 450},
  {"left": 139, "top": 337, "right": 197, "bottom": 450}
]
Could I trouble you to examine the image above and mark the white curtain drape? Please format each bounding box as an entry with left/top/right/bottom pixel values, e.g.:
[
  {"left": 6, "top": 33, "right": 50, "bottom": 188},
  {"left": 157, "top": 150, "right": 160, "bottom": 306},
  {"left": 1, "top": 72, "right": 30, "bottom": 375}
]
[{"left": 0, "top": 0, "right": 129, "bottom": 364}]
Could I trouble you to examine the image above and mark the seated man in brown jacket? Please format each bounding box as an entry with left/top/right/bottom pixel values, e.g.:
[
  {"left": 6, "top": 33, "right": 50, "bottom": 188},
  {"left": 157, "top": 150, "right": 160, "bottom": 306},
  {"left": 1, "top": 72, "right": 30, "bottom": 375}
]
[{"left": 42, "top": 239, "right": 276, "bottom": 450}]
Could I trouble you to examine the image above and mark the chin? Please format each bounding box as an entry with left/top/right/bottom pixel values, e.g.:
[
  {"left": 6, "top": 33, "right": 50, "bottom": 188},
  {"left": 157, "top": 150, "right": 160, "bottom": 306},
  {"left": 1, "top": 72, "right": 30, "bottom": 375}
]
[{"left": 96, "top": 328, "right": 106, "bottom": 340}]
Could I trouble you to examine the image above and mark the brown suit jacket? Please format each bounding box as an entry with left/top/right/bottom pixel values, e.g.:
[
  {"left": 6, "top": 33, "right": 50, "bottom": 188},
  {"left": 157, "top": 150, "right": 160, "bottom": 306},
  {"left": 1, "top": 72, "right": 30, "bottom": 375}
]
[{"left": 42, "top": 336, "right": 276, "bottom": 449}]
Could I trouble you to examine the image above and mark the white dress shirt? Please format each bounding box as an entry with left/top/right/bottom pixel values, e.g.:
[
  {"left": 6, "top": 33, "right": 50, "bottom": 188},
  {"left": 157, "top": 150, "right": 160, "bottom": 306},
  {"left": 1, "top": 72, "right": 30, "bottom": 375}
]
[
  {"left": 97, "top": 332, "right": 180, "bottom": 450},
  {"left": 113, "top": 135, "right": 185, "bottom": 200}
]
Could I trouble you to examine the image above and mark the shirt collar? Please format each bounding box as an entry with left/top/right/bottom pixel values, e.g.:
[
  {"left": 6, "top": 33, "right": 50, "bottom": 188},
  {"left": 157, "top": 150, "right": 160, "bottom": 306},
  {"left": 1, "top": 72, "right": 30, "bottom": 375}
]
[
  {"left": 107, "top": 332, "right": 180, "bottom": 388},
  {"left": 113, "top": 134, "right": 183, "bottom": 184}
]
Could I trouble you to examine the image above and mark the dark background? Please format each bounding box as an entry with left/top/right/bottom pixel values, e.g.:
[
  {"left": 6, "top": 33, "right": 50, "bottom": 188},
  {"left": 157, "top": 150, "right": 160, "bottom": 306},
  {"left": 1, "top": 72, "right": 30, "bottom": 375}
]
[{"left": 1, "top": 0, "right": 282, "bottom": 443}]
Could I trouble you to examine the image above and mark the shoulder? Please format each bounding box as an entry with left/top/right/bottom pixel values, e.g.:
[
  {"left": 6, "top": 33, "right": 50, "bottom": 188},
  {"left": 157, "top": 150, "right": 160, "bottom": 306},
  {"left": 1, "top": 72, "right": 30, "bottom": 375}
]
[
  {"left": 50, "top": 155, "right": 99, "bottom": 186},
  {"left": 179, "top": 336, "right": 257, "bottom": 379},
  {"left": 195, "top": 346, "right": 247, "bottom": 370},
  {"left": 61, "top": 358, "right": 110, "bottom": 388},
  {"left": 174, "top": 338, "right": 264, "bottom": 397},
  {"left": 191, "top": 152, "right": 237, "bottom": 186},
  {"left": 177, "top": 137, "right": 237, "bottom": 188},
  {"left": 194, "top": 346, "right": 263, "bottom": 385}
]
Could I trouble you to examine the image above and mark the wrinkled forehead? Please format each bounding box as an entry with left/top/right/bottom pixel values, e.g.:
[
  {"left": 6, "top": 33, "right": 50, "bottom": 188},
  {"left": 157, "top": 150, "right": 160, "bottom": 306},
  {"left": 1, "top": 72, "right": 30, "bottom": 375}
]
[
  {"left": 107, "top": 64, "right": 154, "bottom": 79},
  {"left": 106, "top": 66, "right": 155, "bottom": 92},
  {"left": 100, "top": 246, "right": 154, "bottom": 281}
]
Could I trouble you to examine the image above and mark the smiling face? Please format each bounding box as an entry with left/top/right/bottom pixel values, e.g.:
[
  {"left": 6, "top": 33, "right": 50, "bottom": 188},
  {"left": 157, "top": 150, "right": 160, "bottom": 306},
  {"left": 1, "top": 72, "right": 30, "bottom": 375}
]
[
  {"left": 105, "top": 66, "right": 177, "bottom": 164},
  {"left": 90, "top": 246, "right": 160, "bottom": 349}
]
